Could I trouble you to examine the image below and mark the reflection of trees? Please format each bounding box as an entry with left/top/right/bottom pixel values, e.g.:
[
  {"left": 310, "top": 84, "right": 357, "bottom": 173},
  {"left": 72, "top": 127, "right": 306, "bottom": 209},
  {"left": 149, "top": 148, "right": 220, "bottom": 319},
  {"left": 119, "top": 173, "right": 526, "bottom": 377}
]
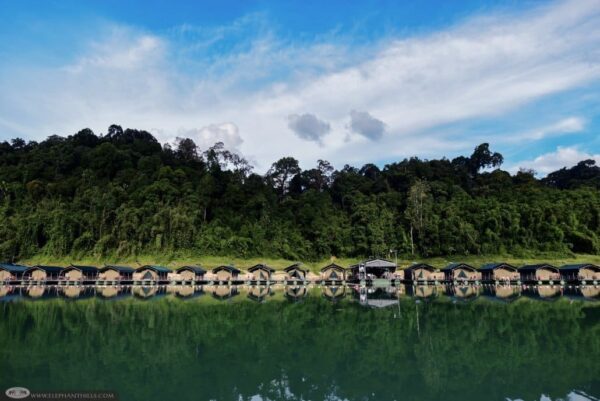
[{"left": 0, "top": 297, "right": 598, "bottom": 401}]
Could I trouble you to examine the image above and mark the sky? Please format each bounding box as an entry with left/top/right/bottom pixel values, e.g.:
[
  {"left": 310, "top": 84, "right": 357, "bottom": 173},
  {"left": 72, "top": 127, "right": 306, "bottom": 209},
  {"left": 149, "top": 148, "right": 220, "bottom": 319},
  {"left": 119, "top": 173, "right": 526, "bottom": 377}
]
[{"left": 0, "top": 0, "right": 599, "bottom": 174}]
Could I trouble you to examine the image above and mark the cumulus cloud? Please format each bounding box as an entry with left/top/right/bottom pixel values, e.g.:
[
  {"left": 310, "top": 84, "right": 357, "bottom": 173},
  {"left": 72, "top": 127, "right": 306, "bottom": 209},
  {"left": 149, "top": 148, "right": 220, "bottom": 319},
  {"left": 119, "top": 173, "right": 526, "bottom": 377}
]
[
  {"left": 179, "top": 123, "right": 243, "bottom": 151},
  {"left": 348, "top": 110, "right": 386, "bottom": 141},
  {"left": 287, "top": 113, "right": 331, "bottom": 144},
  {"left": 1, "top": 0, "right": 600, "bottom": 170},
  {"left": 513, "top": 146, "right": 600, "bottom": 175}
]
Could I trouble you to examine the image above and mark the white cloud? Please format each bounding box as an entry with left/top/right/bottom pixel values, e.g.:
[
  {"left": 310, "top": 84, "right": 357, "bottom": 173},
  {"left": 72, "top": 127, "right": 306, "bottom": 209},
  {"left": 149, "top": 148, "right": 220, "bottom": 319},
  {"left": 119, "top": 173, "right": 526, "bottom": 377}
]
[
  {"left": 502, "top": 117, "right": 586, "bottom": 142},
  {"left": 513, "top": 146, "right": 600, "bottom": 175},
  {"left": 1, "top": 0, "right": 600, "bottom": 171},
  {"left": 179, "top": 123, "right": 243, "bottom": 151},
  {"left": 348, "top": 110, "right": 386, "bottom": 141},
  {"left": 287, "top": 113, "right": 331, "bottom": 144}
]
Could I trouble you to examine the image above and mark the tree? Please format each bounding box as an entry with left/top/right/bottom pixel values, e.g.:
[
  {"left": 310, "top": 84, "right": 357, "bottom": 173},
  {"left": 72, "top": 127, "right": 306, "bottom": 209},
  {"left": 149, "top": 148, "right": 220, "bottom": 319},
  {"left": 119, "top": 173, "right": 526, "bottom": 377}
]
[
  {"left": 405, "top": 180, "right": 430, "bottom": 255},
  {"left": 267, "top": 157, "right": 301, "bottom": 196}
]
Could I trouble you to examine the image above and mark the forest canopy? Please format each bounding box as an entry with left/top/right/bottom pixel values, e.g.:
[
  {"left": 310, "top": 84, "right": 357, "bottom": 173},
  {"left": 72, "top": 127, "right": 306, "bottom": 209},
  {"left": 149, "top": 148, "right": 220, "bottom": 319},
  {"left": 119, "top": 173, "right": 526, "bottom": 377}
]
[{"left": 0, "top": 125, "right": 599, "bottom": 261}]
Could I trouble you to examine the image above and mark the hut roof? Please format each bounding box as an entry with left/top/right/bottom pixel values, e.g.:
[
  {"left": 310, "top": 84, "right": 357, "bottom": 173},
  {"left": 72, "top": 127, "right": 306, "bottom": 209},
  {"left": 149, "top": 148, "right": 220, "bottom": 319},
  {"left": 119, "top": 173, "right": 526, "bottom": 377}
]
[
  {"left": 66, "top": 265, "right": 99, "bottom": 274},
  {"left": 212, "top": 265, "right": 241, "bottom": 274},
  {"left": 479, "top": 263, "right": 517, "bottom": 272},
  {"left": 137, "top": 265, "right": 171, "bottom": 274},
  {"left": 518, "top": 264, "right": 558, "bottom": 273},
  {"left": 284, "top": 264, "right": 307, "bottom": 273},
  {"left": 441, "top": 263, "right": 476, "bottom": 272},
  {"left": 28, "top": 265, "right": 64, "bottom": 275},
  {"left": 100, "top": 265, "right": 135, "bottom": 274},
  {"left": 560, "top": 264, "right": 600, "bottom": 272},
  {"left": 404, "top": 263, "right": 437, "bottom": 272},
  {"left": 248, "top": 264, "right": 275, "bottom": 273},
  {"left": 320, "top": 263, "right": 346, "bottom": 272},
  {"left": 0, "top": 263, "right": 29, "bottom": 273},
  {"left": 176, "top": 265, "right": 206, "bottom": 275}
]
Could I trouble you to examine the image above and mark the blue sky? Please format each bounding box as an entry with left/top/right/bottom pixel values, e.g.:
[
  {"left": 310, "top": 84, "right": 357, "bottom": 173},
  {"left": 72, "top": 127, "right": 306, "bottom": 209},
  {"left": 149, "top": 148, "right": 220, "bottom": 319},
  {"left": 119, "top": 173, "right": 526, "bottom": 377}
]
[{"left": 0, "top": 0, "right": 599, "bottom": 174}]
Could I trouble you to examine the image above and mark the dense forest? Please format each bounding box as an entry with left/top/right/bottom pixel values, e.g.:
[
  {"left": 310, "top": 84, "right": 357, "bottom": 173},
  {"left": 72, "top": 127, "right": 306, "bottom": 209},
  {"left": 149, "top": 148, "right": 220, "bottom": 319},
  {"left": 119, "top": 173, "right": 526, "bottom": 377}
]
[{"left": 0, "top": 125, "right": 599, "bottom": 261}]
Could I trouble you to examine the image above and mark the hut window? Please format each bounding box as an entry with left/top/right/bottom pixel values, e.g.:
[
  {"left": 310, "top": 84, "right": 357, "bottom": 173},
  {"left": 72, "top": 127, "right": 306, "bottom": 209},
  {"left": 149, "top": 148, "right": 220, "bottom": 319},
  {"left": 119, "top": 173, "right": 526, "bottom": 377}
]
[
  {"left": 458, "top": 270, "right": 467, "bottom": 279},
  {"left": 330, "top": 271, "right": 339, "bottom": 279},
  {"left": 142, "top": 271, "right": 153, "bottom": 280}
]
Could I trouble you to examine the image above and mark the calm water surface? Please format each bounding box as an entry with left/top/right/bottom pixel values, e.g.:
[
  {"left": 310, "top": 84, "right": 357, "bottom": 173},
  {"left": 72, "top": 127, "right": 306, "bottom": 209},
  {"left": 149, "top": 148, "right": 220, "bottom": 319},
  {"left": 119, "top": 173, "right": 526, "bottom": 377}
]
[{"left": 0, "top": 285, "right": 599, "bottom": 401}]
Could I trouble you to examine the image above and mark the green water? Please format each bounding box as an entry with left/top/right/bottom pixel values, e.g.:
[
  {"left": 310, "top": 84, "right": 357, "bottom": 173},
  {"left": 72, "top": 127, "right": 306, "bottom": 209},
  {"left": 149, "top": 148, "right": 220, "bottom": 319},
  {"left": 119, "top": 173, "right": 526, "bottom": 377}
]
[{"left": 0, "top": 286, "right": 599, "bottom": 401}]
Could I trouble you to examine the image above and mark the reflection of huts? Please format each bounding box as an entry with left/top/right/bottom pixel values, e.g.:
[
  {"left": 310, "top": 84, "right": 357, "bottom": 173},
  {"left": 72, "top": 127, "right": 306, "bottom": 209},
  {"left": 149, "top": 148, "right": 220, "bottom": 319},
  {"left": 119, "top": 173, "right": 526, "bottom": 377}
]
[
  {"left": 285, "top": 285, "right": 307, "bottom": 301},
  {"left": 27, "top": 285, "right": 49, "bottom": 298},
  {"left": 60, "top": 265, "right": 99, "bottom": 281},
  {"left": 212, "top": 266, "right": 241, "bottom": 281},
  {"left": 322, "top": 285, "right": 346, "bottom": 301},
  {"left": 349, "top": 258, "right": 397, "bottom": 280},
  {"left": 247, "top": 285, "right": 272, "bottom": 302},
  {"left": 24, "top": 265, "right": 64, "bottom": 281},
  {"left": 97, "top": 285, "right": 130, "bottom": 299},
  {"left": 284, "top": 264, "right": 308, "bottom": 281},
  {"left": 320, "top": 263, "right": 346, "bottom": 281},
  {"left": 0, "top": 263, "right": 28, "bottom": 281},
  {"left": 447, "top": 285, "right": 479, "bottom": 299},
  {"left": 403, "top": 263, "right": 442, "bottom": 281},
  {"left": 524, "top": 285, "right": 561, "bottom": 300},
  {"left": 209, "top": 285, "right": 239, "bottom": 300},
  {"left": 483, "top": 285, "right": 521, "bottom": 301},
  {"left": 579, "top": 286, "right": 600, "bottom": 299},
  {"left": 518, "top": 264, "right": 560, "bottom": 282},
  {"left": 355, "top": 287, "right": 398, "bottom": 308},
  {"left": 248, "top": 264, "right": 275, "bottom": 281},
  {"left": 479, "top": 263, "right": 519, "bottom": 281},
  {"left": 174, "top": 266, "right": 206, "bottom": 282},
  {"left": 98, "top": 266, "right": 135, "bottom": 281},
  {"left": 559, "top": 264, "right": 600, "bottom": 282},
  {"left": 133, "top": 285, "right": 167, "bottom": 299},
  {"left": 134, "top": 265, "right": 170, "bottom": 282},
  {"left": 407, "top": 284, "right": 442, "bottom": 299},
  {"left": 442, "top": 263, "right": 480, "bottom": 281}
]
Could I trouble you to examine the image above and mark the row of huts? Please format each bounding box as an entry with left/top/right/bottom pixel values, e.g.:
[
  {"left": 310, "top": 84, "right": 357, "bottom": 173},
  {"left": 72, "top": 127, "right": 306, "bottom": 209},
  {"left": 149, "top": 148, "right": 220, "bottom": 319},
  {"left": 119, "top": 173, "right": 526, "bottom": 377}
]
[{"left": 0, "top": 259, "right": 598, "bottom": 283}]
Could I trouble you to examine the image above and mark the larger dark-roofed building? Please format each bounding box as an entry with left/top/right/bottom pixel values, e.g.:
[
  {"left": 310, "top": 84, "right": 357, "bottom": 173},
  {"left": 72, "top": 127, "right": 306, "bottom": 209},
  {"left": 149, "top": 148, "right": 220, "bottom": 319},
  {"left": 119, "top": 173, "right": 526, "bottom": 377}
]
[
  {"left": 479, "top": 263, "right": 519, "bottom": 281},
  {"left": 349, "top": 258, "right": 397, "bottom": 280}
]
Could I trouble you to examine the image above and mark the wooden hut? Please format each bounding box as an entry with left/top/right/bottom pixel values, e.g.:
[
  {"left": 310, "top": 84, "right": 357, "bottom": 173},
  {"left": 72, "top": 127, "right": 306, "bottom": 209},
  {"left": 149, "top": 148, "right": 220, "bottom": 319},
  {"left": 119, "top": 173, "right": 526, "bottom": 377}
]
[
  {"left": 212, "top": 265, "right": 241, "bottom": 281},
  {"left": 518, "top": 264, "right": 560, "bottom": 282},
  {"left": 134, "top": 265, "right": 170, "bottom": 282},
  {"left": 441, "top": 263, "right": 481, "bottom": 281},
  {"left": 60, "top": 265, "right": 99, "bottom": 281},
  {"left": 24, "top": 265, "right": 64, "bottom": 281},
  {"left": 248, "top": 264, "right": 275, "bottom": 281},
  {"left": 349, "top": 258, "right": 397, "bottom": 280},
  {"left": 559, "top": 264, "right": 600, "bottom": 282},
  {"left": 0, "top": 263, "right": 28, "bottom": 281},
  {"left": 479, "top": 263, "right": 519, "bottom": 282},
  {"left": 320, "top": 263, "right": 346, "bottom": 281},
  {"left": 98, "top": 265, "right": 135, "bottom": 281},
  {"left": 284, "top": 264, "right": 308, "bottom": 281},
  {"left": 403, "top": 263, "right": 442, "bottom": 282},
  {"left": 175, "top": 266, "right": 206, "bottom": 282}
]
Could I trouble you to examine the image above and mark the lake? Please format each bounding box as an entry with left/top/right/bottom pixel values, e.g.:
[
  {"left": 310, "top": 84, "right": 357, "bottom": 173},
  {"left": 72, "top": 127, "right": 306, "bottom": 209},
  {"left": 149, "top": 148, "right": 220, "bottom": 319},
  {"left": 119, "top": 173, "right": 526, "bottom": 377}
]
[{"left": 0, "top": 284, "right": 599, "bottom": 401}]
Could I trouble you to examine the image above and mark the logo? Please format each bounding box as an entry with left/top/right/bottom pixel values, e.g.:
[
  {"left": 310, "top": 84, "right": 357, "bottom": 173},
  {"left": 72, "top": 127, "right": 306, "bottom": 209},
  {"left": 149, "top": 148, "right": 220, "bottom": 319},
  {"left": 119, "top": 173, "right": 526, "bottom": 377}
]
[{"left": 5, "top": 387, "right": 30, "bottom": 399}]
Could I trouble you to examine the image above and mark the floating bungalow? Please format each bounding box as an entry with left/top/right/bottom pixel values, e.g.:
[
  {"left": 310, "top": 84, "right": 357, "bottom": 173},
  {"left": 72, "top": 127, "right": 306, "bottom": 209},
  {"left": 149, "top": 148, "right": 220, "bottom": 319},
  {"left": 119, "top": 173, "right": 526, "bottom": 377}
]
[
  {"left": 320, "top": 263, "right": 346, "bottom": 281},
  {"left": 248, "top": 264, "right": 275, "bottom": 281},
  {"left": 98, "top": 265, "right": 135, "bottom": 281},
  {"left": 174, "top": 266, "right": 206, "bottom": 281},
  {"left": 284, "top": 264, "right": 308, "bottom": 281},
  {"left": 559, "top": 264, "right": 600, "bottom": 282},
  {"left": 24, "top": 265, "right": 64, "bottom": 281},
  {"left": 212, "top": 265, "right": 241, "bottom": 281},
  {"left": 134, "top": 265, "right": 170, "bottom": 281},
  {"left": 518, "top": 264, "right": 560, "bottom": 282},
  {"left": 403, "top": 263, "right": 443, "bottom": 282},
  {"left": 441, "top": 263, "right": 481, "bottom": 281},
  {"left": 479, "top": 263, "right": 519, "bottom": 282},
  {"left": 0, "top": 263, "right": 28, "bottom": 281},
  {"left": 60, "top": 265, "right": 99, "bottom": 281},
  {"left": 349, "top": 258, "right": 397, "bottom": 280}
]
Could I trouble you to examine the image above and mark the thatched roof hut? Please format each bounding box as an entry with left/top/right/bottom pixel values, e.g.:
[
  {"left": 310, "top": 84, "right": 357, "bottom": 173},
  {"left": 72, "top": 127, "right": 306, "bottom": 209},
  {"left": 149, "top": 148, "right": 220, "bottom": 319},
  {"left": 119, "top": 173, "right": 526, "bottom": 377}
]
[
  {"left": 283, "top": 264, "right": 308, "bottom": 281},
  {"left": 403, "top": 263, "right": 441, "bottom": 281},
  {"left": 61, "top": 265, "right": 99, "bottom": 281},
  {"left": 98, "top": 265, "right": 135, "bottom": 281},
  {"left": 212, "top": 265, "right": 241, "bottom": 281},
  {"left": 0, "top": 263, "right": 28, "bottom": 281},
  {"left": 248, "top": 264, "right": 275, "bottom": 281},
  {"left": 134, "top": 265, "right": 170, "bottom": 281},
  {"left": 518, "top": 264, "right": 560, "bottom": 282},
  {"left": 24, "top": 265, "right": 64, "bottom": 281},
  {"left": 479, "top": 263, "right": 519, "bottom": 281},
  {"left": 441, "top": 263, "right": 480, "bottom": 281},
  {"left": 559, "top": 264, "right": 600, "bottom": 281},
  {"left": 320, "top": 263, "right": 346, "bottom": 281}
]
